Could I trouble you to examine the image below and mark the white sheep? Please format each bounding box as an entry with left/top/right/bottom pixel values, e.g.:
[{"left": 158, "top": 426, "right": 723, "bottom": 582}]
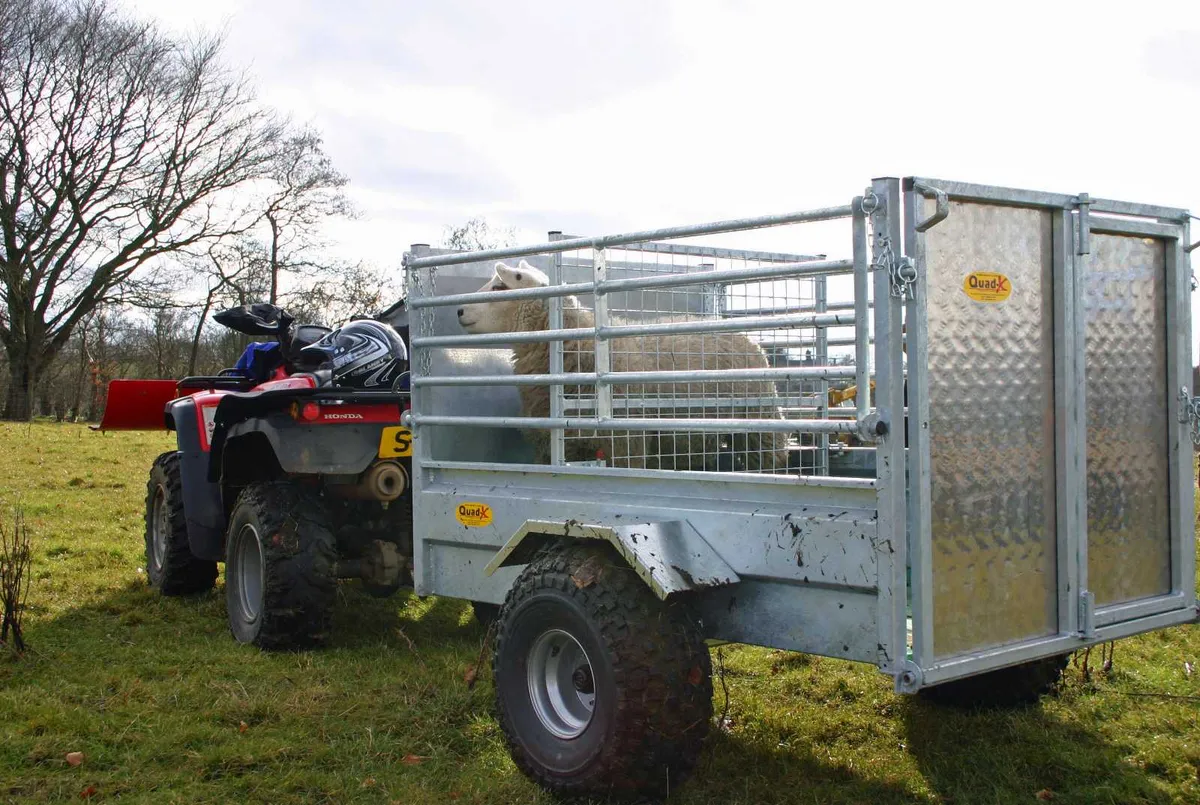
[{"left": 457, "top": 260, "right": 790, "bottom": 472}]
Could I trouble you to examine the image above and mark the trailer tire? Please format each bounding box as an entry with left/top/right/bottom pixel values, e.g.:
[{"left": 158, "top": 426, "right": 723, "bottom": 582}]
[
  {"left": 918, "top": 654, "right": 1069, "bottom": 709},
  {"left": 144, "top": 452, "right": 217, "bottom": 595},
  {"left": 225, "top": 481, "right": 337, "bottom": 650},
  {"left": 493, "top": 543, "right": 712, "bottom": 800}
]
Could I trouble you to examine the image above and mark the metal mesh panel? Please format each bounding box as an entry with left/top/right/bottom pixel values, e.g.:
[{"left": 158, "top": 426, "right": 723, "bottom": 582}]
[
  {"left": 1084, "top": 234, "right": 1171, "bottom": 606},
  {"left": 924, "top": 202, "right": 1058, "bottom": 658},
  {"left": 551, "top": 243, "right": 851, "bottom": 475}
]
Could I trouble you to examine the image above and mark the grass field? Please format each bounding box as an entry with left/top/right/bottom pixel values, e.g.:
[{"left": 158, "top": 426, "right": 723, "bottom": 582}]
[{"left": 0, "top": 422, "right": 1197, "bottom": 804}]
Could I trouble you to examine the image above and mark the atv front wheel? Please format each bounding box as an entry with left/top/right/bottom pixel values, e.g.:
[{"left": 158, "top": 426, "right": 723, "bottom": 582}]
[
  {"left": 493, "top": 543, "right": 712, "bottom": 800},
  {"left": 144, "top": 452, "right": 217, "bottom": 595},
  {"left": 225, "top": 482, "right": 337, "bottom": 650}
]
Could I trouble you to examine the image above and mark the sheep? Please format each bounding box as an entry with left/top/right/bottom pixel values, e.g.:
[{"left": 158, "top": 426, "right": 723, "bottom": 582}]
[{"left": 457, "top": 260, "right": 790, "bottom": 472}]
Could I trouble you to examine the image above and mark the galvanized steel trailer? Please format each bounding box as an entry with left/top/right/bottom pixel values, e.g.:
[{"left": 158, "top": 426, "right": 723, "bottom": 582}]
[{"left": 401, "top": 177, "right": 1199, "bottom": 798}]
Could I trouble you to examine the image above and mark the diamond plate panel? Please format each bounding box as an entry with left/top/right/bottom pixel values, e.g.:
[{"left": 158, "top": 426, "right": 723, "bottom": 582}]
[
  {"left": 924, "top": 202, "right": 1058, "bottom": 658},
  {"left": 1085, "top": 234, "right": 1170, "bottom": 606}
]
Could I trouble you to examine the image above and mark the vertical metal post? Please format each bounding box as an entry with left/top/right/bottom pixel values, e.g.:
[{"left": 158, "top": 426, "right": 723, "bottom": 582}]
[
  {"left": 594, "top": 249, "right": 613, "bottom": 420},
  {"left": 548, "top": 232, "right": 566, "bottom": 465},
  {"left": 1051, "top": 209, "right": 1082, "bottom": 634},
  {"left": 871, "top": 178, "right": 910, "bottom": 685},
  {"left": 1165, "top": 221, "right": 1196, "bottom": 599},
  {"left": 902, "top": 187, "right": 933, "bottom": 670},
  {"left": 407, "top": 242, "right": 433, "bottom": 595},
  {"left": 852, "top": 199, "right": 871, "bottom": 428},
  {"left": 1073, "top": 206, "right": 1093, "bottom": 635},
  {"left": 814, "top": 275, "right": 829, "bottom": 475}
]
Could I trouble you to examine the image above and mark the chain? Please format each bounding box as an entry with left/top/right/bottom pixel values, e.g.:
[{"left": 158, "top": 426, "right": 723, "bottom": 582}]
[
  {"left": 409, "top": 263, "right": 436, "bottom": 375},
  {"left": 864, "top": 193, "right": 916, "bottom": 299},
  {"left": 1180, "top": 388, "right": 1200, "bottom": 445}
]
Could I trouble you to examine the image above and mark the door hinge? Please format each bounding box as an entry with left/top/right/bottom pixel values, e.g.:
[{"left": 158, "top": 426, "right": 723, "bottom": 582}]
[
  {"left": 1078, "top": 590, "right": 1096, "bottom": 638},
  {"left": 1076, "top": 193, "right": 1091, "bottom": 256}
]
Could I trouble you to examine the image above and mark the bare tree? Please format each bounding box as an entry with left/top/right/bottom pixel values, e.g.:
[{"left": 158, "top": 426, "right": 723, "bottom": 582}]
[
  {"left": 442, "top": 216, "right": 516, "bottom": 253},
  {"left": 261, "top": 127, "right": 352, "bottom": 305},
  {"left": 0, "top": 0, "right": 284, "bottom": 419},
  {"left": 185, "top": 237, "right": 269, "bottom": 375},
  {"left": 290, "top": 262, "right": 393, "bottom": 327}
]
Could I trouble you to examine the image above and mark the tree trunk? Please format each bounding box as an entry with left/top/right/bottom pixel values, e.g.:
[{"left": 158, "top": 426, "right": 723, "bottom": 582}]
[
  {"left": 268, "top": 213, "right": 280, "bottom": 305},
  {"left": 188, "top": 287, "right": 220, "bottom": 376},
  {"left": 3, "top": 353, "right": 38, "bottom": 421},
  {"left": 72, "top": 324, "right": 89, "bottom": 421}
]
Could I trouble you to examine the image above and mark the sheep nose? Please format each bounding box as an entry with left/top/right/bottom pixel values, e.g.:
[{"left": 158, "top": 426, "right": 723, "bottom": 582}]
[{"left": 456, "top": 308, "right": 464, "bottom": 317}]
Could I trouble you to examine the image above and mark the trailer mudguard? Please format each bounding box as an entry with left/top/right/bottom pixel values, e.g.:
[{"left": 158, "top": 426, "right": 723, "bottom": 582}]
[
  {"left": 484, "top": 519, "right": 740, "bottom": 600},
  {"left": 167, "top": 397, "right": 226, "bottom": 561}
]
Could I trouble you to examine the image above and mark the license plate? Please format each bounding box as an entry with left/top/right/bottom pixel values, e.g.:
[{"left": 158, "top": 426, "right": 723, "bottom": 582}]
[{"left": 378, "top": 426, "right": 413, "bottom": 458}]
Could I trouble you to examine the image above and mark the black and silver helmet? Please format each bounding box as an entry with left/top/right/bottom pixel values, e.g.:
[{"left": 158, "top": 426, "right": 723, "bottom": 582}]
[{"left": 298, "top": 320, "right": 408, "bottom": 390}]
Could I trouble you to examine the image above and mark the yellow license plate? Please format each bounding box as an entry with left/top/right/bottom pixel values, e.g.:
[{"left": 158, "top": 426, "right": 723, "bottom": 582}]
[{"left": 378, "top": 426, "right": 413, "bottom": 458}]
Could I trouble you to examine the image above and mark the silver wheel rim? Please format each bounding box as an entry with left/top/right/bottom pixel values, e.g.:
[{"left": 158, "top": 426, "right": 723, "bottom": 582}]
[
  {"left": 151, "top": 485, "right": 169, "bottom": 572},
  {"left": 236, "top": 524, "right": 264, "bottom": 622},
  {"left": 526, "top": 629, "right": 596, "bottom": 739}
]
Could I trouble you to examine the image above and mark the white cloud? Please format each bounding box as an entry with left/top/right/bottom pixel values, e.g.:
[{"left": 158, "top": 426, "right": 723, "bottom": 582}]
[{"left": 125, "top": 0, "right": 1200, "bottom": 355}]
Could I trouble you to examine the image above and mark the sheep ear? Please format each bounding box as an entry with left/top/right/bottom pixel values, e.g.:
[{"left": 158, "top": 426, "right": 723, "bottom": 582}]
[
  {"left": 494, "top": 262, "right": 517, "bottom": 284},
  {"left": 513, "top": 260, "right": 548, "bottom": 287}
]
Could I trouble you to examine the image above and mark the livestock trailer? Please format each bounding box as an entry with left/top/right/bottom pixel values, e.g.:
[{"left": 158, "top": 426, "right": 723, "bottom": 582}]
[{"left": 401, "top": 177, "right": 1199, "bottom": 799}]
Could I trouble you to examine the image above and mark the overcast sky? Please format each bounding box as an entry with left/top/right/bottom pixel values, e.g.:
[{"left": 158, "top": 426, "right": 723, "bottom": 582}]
[{"left": 127, "top": 0, "right": 1200, "bottom": 353}]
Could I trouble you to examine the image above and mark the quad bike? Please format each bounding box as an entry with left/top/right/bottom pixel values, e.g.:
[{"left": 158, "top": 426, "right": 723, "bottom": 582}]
[{"left": 98, "top": 303, "right": 417, "bottom": 649}]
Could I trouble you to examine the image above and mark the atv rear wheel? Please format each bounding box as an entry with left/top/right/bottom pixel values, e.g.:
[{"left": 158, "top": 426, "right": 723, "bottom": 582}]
[
  {"left": 144, "top": 452, "right": 217, "bottom": 595},
  {"left": 225, "top": 482, "right": 337, "bottom": 650},
  {"left": 493, "top": 543, "right": 712, "bottom": 800}
]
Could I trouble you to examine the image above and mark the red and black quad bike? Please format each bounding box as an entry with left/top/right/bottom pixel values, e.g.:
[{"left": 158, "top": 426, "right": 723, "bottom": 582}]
[{"left": 97, "top": 303, "right": 414, "bottom": 650}]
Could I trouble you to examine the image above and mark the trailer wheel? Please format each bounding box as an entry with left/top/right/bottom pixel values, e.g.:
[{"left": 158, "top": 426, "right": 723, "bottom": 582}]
[
  {"left": 144, "top": 452, "right": 217, "bottom": 595},
  {"left": 918, "top": 654, "right": 1069, "bottom": 709},
  {"left": 493, "top": 543, "right": 712, "bottom": 800},
  {"left": 225, "top": 482, "right": 337, "bottom": 650}
]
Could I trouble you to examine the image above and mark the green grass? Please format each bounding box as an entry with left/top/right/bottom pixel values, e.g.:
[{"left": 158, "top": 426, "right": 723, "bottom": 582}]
[{"left": 0, "top": 422, "right": 1197, "bottom": 804}]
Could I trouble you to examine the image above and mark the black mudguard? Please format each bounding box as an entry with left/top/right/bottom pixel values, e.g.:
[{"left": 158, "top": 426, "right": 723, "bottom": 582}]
[
  {"left": 166, "top": 397, "right": 226, "bottom": 562},
  {"left": 209, "top": 389, "right": 405, "bottom": 480},
  {"left": 221, "top": 414, "right": 388, "bottom": 476}
]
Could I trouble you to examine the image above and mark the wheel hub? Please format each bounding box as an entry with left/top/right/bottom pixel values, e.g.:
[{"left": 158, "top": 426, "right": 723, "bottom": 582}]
[
  {"left": 527, "top": 629, "right": 596, "bottom": 739},
  {"left": 235, "top": 524, "right": 264, "bottom": 623},
  {"left": 571, "top": 665, "right": 594, "bottom": 694},
  {"left": 150, "top": 485, "right": 169, "bottom": 571}
]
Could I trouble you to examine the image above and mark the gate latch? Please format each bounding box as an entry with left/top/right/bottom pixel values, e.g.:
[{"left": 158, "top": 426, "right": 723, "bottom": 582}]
[
  {"left": 890, "top": 256, "right": 917, "bottom": 300},
  {"left": 1179, "top": 387, "right": 1200, "bottom": 445}
]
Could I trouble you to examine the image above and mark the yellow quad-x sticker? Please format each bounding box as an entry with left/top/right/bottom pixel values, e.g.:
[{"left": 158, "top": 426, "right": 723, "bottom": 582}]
[
  {"left": 963, "top": 271, "right": 1012, "bottom": 302},
  {"left": 378, "top": 426, "right": 413, "bottom": 458},
  {"left": 456, "top": 502, "right": 493, "bottom": 528}
]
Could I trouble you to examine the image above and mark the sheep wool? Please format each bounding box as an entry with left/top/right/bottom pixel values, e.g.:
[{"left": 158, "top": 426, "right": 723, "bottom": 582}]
[{"left": 459, "top": 260, "right": 790, "bottom": 472}]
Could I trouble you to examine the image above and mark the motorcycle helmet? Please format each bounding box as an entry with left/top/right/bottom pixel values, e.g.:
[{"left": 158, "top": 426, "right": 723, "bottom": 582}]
[{"left": 298, "top": 320, "right": 408, "bottom": 390}]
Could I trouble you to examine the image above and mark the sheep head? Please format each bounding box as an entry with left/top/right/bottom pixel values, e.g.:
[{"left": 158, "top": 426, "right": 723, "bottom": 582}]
[{"left": 457, "top": 260, "right": 549, "bottom": 334}]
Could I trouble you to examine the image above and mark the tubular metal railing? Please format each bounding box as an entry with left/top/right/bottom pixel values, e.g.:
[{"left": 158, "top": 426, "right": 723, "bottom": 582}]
[{"left": 404, "top": 200, "right": 878, "bottom": 470}]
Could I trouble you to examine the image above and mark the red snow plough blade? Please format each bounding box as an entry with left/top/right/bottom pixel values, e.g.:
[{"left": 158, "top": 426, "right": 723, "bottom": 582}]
[{"left": 92, "top": 379, "right": 179, "bottom": 430}]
